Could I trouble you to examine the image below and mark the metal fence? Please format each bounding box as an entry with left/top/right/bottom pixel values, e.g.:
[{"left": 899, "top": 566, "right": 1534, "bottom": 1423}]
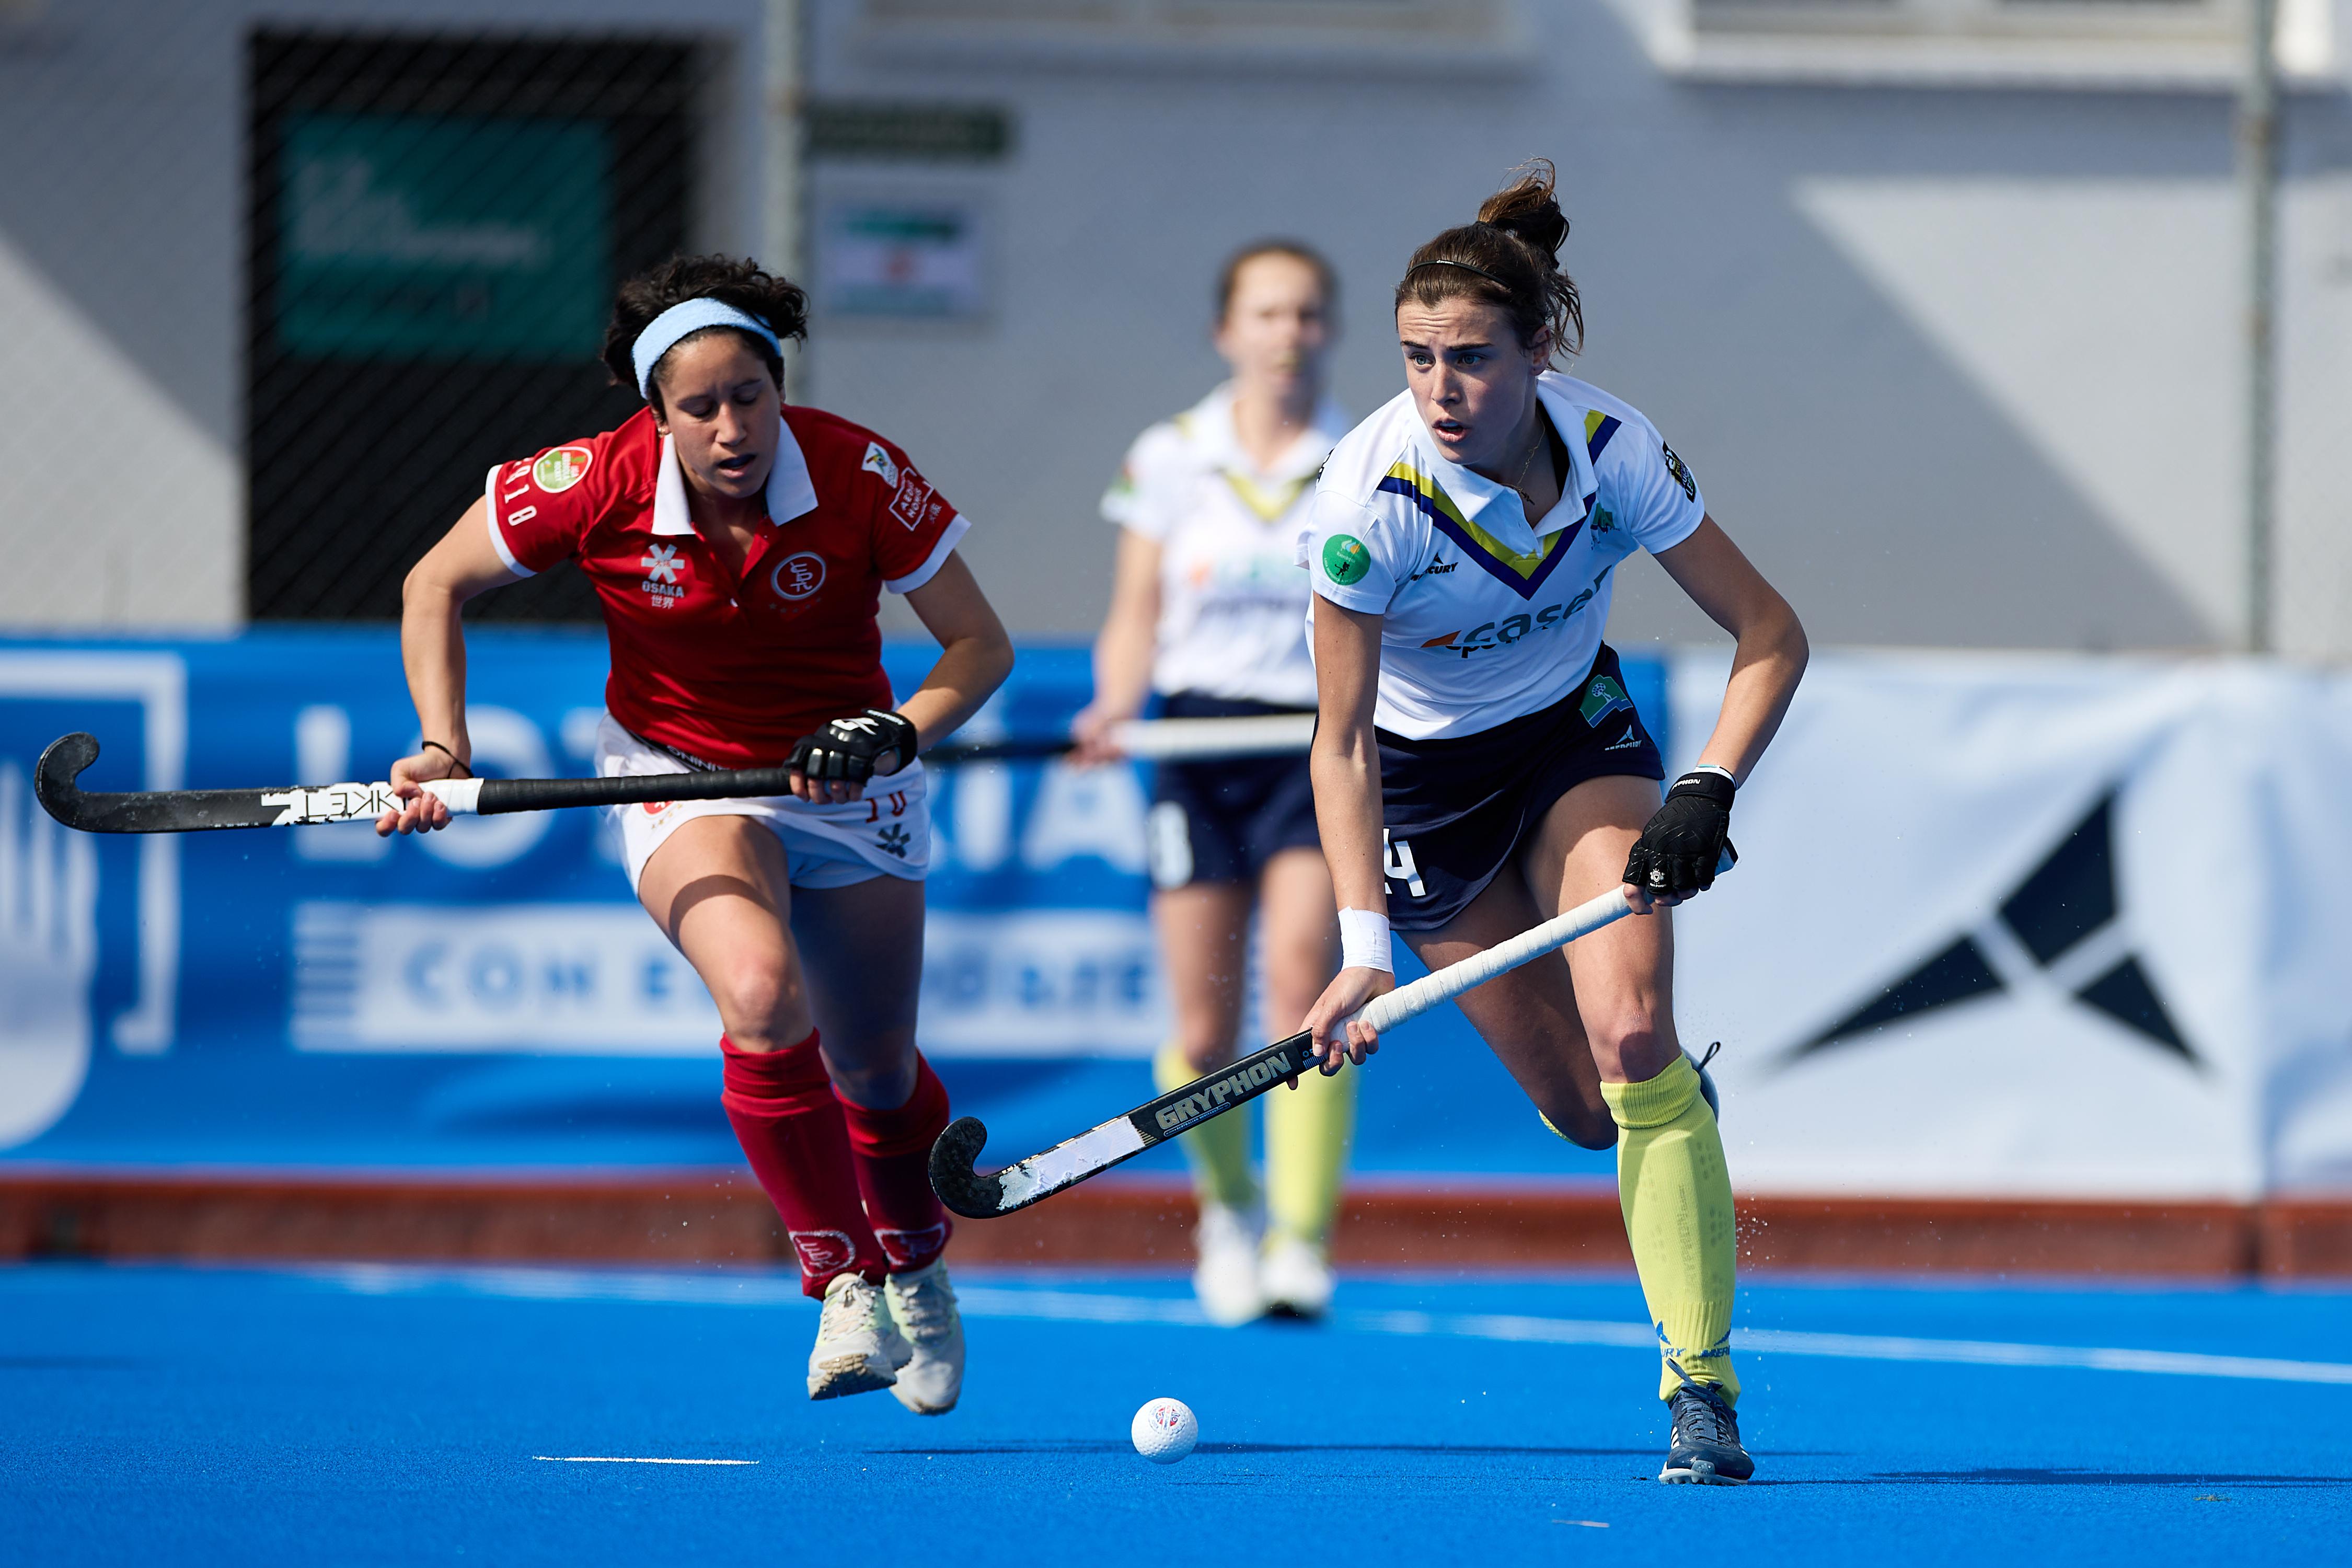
[{"left": 247, "top": 30, "right": 700, "bottom": 621}]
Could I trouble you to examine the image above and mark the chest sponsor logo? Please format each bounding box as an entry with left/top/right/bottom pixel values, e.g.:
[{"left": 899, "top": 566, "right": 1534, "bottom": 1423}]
[
  {"left": 861, "top": 442, "right": 901, "bottom": 488},
  {"left": 771, "top": 550, "right": 826, "bottom": 602},
  {"left": 1322, "top": 534, "right": 1371, "bottom": 586},
  {"left": 639, "top": 544, "right": 687, "bottom": 608},
  {"left": 889, "top": 468, "right": 938, "bottom": 532},
  {"left": 1417, "top": 569, "right": 1610, "bottom": 659},
  {"left": 533, "top": 445, "right": 593, "bottom": 494}
]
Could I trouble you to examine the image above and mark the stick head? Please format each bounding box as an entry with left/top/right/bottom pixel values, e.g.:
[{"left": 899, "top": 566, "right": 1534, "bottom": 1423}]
[
  {"left": 928, "top": 1116, "right": 1008, "bottom": 1219},
  {"left": 33, "top": 733, "right": 100, "bottom": 829}
]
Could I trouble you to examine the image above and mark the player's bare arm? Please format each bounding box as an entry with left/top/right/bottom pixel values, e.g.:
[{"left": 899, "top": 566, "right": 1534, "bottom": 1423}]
[
  {"left": 1301, "top": 597, "right": 1391, "bottom": 1068},
  {"left": 1619, "top": 517, "right": 1809, "bottom": 914},
  {"left": 378, "top": 496, "right": 523, "bottom": 836},
  {"left": 896, "top": 551, "right": 1015, "bottom": 758},
  {"left": 1069, "top": 527, "right": 1162, "bottom": 764}
]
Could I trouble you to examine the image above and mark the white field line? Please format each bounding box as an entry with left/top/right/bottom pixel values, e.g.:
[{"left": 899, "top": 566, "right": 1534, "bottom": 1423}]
[
  {"left": 534, "top": 1456, "right": 757, "bottom": 1466},
  {"left": 306, "top": 1266, "right": 2352, "bottom": 1387}
]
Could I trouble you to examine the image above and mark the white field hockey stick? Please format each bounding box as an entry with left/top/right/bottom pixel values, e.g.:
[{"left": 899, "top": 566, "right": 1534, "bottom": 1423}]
[
  {"left": 924, "top": 712, "right": 1312, "bottom": 765},
  {"left": 928, "top": 848, "right": 1732, "bottom": 1219},
  {"left": 32, "top": 715, "right": 1315, "bottom": 834}
]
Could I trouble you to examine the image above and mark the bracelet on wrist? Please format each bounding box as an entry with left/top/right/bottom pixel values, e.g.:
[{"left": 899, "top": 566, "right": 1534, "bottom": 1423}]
[
  {"left": 1338, "top": 907, "right": 1393, "bottom": 975},
  {"left": 420, "top": 740, "right": 472, "bottom": 778}
]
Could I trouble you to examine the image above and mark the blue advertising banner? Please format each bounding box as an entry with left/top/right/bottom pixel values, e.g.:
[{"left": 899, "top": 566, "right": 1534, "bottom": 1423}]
[{"left": 0, "top": 633, "right": 1661, "bottom": 1180}]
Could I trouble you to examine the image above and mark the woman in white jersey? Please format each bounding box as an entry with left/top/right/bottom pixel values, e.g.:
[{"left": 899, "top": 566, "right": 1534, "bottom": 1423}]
[
  {"left": 1073, "top": 241, "right": 1354, "bottom": 1325},
  {"left": 1299, "top": 166, "right": 1807, "bottom": 1484}
]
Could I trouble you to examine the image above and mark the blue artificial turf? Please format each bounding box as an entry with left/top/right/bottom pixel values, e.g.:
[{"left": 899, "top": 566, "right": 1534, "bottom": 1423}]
[{"left": 2, "top": 1263, "right": 2344, "bottom": 1565}]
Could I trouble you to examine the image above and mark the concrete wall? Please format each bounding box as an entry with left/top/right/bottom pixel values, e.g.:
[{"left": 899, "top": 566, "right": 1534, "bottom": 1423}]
[{"left": 4, "top": 0, "right": 2348, "bottom": 655}]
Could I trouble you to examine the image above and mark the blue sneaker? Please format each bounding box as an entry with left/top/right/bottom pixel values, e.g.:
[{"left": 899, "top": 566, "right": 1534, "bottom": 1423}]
[{"left": 1659, "top": 1366, "right": 1752, "bottom": 1485}]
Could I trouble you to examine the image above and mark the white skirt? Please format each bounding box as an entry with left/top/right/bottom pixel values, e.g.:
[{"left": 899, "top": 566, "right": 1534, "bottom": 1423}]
[{"left": 593, "top": 714, "right": 932, "bottom": 894}]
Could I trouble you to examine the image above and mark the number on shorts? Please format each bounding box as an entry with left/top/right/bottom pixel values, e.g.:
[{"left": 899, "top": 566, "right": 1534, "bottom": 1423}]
[{"left": 1382, "top": 831, "right": 1427, "bottom": 898}]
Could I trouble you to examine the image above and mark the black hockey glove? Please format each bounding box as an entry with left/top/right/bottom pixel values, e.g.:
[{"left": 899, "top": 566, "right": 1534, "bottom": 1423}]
[
  {"left": 1623, "top": 769, "right": 1737, "bottom": 897},
  {"left": 789, "top": 709, "right": 918, "bottom": 783}
]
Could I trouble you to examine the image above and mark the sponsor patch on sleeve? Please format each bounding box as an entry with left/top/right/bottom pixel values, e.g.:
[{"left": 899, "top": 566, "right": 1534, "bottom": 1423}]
[
  {"left": 532, "top": 445, "right": 594, "bottom": 494},
  {"left": 1322, "top": 534, "right": 1371, "bottom": 586},
  {"left": 861, "top": 441, "right": 901, "bottom": 489},
  {"left": 1661, "top": 443, "right": 1697, "bottom": 502},
  {"left": 890, "top": 467, "right": 937, "bottom": 531}
]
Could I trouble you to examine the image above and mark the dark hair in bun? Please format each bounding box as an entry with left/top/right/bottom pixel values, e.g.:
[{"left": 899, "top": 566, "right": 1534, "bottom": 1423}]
[
  {"left": 1394, "top": 160, "right": 1583, "bottom": 362},
  {"left": 600, "top": 253, "right": 810, "bottom": 412}
]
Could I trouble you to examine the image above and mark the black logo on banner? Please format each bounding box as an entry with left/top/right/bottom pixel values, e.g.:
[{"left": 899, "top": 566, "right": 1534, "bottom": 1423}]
[{"left": 1784, "top": 792, "right": 2195, "bottom": 1068}]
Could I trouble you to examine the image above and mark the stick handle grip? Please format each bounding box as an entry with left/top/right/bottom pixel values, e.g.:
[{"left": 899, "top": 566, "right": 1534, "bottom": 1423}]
[
  {"left": 1351, "top": 886, "right": 1633, "bottom": 1035},
  {"left": 1346, "top": 847, "right": 1735, "bottom": 1036}
]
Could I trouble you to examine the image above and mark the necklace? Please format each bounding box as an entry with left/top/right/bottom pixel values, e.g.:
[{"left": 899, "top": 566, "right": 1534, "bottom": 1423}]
[{"left": 1507, "top": 417, "right": 1550, "bottom": 509}]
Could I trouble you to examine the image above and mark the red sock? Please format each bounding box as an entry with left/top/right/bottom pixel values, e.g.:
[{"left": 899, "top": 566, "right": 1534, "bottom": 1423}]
[
  {"left": 837, "top": 1053, "right": 954, "bottom": 1274},
  {"left": 720, "top": 1032, "right": 886, "bottom": 1298}
]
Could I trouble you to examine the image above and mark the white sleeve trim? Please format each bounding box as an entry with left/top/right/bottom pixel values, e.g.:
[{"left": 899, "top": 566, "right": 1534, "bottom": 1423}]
[
  {"left": 884, "top": 512, "right": 971, "bottom": 594},
  {"left": 482, "top": 464, "right": 535, "bottom": 579}
]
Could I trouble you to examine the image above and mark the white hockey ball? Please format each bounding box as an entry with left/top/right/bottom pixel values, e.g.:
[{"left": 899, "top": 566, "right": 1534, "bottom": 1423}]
[{"left": 1131, "top": 1397, "right": 1198, "bottom": 1463}]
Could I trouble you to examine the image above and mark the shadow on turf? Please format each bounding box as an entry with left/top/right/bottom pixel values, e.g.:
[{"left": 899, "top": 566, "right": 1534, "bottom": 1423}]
[{"left": 1759, "top": 1470, "right": 2344, "bottom": 1489}]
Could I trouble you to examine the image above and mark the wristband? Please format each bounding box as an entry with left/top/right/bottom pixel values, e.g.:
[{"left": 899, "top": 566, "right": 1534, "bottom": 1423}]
[{"left": 1338, "top": 907, "right": 1393, "bottom": 975}]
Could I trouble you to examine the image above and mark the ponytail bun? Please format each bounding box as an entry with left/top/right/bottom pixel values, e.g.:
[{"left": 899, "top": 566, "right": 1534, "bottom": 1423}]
[
  {"left": 1477, "top": 165, "right": 1571, "bottom": 267},
  {"left": 1396, "top": 159, "right": 1583, "bottom": 362}
]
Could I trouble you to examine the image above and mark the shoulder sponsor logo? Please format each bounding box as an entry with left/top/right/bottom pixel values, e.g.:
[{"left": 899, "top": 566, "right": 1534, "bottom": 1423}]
[
  {"left": 1322, "top": 534, "right": 1371, "bottom": 586},
  {"left": 533, "top": 445, "right": 593, "bottom": 494},
  {"left": 1661, "top": 443, "right": 1696, "bottom": 502},
  {"left": 1590, "top": 506, "right": 1616, "bottom": 536},
  {"left": 890, "top": 468, "right": 936, "bottom": 531},
  {"left": 1409, "top": 557, "right": 1458, "bottom": 581},
  {"left": 771, "top": 550, "right": 826, "bottom": 602},
  {"left": 861, "top": 441, "right": 901, "bottom": 488}
]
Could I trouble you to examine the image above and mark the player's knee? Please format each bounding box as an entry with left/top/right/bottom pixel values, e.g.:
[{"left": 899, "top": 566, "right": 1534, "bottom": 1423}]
[
  {"left": 1590, "top": 1013, "right": 1675, "bottom": 1080},
  {"left": 707, "top": 960, "right": 809, "bottom": 1050},
  {"left": 826, "top": 1037, "right": 919, "bottom": 1109}
]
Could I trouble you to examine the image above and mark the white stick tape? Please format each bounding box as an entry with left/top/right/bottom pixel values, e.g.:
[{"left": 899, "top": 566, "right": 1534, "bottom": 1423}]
[
  {"left": 423, "top": 777, "right": 483, "bottom": 815},
  {"left": 1106, "top": 714, "right": 1315, "bottom": 761},
  {"left": 1348, "top": 885, "right": 1634, "bottom": 1036}
]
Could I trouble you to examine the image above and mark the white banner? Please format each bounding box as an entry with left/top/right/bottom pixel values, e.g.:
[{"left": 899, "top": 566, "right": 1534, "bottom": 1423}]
[
  {"left": 1667, "top": 652, "right": 2352, "bottom": 1199},
  {"left": 290, "top": 903, "right": 1164, "bottom": 1060}
]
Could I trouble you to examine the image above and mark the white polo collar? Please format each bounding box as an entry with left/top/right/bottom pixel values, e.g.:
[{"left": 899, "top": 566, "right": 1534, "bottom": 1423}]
[
  {"left": 649, "top": 413, "right": 821, "bottom": 537},
  {"left": 1183, "top": 383, "right": 1353, "bottom": 484},
  {"left": 1403, "top": 377, "right": 1596, "bottom": 557}
]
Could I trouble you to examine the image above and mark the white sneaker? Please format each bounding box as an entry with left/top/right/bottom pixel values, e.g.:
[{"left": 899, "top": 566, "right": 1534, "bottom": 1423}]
[
  {"left": 883, "top": 1259, "right": 964, "bottom": 1415},
  {"left": 1192, "top": 1202, "right": 1265, "bottom": 1327},
  {"left": 1260, "top": 1233, "right": 1335, "bottom": 1320},
  {"left": 807, "top": 1272, "right": 910, "bottom": 1401}
]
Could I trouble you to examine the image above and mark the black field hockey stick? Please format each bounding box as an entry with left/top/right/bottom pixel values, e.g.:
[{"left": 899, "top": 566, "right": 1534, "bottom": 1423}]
[
  {"left": 32, "top": 715, "right": 1319, "bottom": 834},
  {"left": 928, "top": 848, "right": 1733, "bottom": 1219}
]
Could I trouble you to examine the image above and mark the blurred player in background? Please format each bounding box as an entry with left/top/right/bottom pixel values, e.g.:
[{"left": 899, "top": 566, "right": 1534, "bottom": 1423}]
[
  {"left": 1072, "top": 242, "right": 1355, "bottom": 1324},
  {"left": 1300, "top": 165, "right": 1807, "bottom": 1483},
  {"left": 379, "top": 255, "right": 1013, "bottom": 1415}
]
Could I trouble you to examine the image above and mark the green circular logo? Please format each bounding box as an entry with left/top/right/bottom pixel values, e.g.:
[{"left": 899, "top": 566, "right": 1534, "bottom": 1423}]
[{"left": 1322, "top": 534, "right": 1371, "bottom": 586}]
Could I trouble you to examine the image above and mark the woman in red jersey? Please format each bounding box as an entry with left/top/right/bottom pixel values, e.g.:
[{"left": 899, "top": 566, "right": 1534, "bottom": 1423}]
[{"left": 378, "top": 255, "right": 1013, "bottom": 1416}]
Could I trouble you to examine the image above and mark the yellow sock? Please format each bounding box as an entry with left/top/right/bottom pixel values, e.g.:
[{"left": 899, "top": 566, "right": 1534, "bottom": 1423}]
[
  {"left": 1264, "top": 1062, "right": 1354, "bottom": 1248},
  {"left": 1154, "top": 1042, "right": 1257, "bottom": 1211},
  {"left": 1600, "top": 1054, "right": 1739, "bottom": 1405}
]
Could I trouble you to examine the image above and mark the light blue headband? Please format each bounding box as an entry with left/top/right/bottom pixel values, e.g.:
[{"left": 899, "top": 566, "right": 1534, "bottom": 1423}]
[{"left": 630, "top": 298, "right": 783, "bottom": 398}]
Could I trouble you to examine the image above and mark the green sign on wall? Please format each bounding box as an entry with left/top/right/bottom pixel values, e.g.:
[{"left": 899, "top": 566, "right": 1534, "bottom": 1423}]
[{"left": 278, "top": 113, "right": 609, "bottom": 359}]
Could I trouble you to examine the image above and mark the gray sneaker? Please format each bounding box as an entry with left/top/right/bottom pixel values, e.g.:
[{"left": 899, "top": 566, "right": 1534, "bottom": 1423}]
[
  {"left": 1658, "top": 1365, "right": 1753, "bottom": 1485},
  {"left": 806, "top": 1272, "right": 910, "bottom": 1401},
  {"left": 883, "top": 1259, "right": 964, "bottom": 1415}
]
